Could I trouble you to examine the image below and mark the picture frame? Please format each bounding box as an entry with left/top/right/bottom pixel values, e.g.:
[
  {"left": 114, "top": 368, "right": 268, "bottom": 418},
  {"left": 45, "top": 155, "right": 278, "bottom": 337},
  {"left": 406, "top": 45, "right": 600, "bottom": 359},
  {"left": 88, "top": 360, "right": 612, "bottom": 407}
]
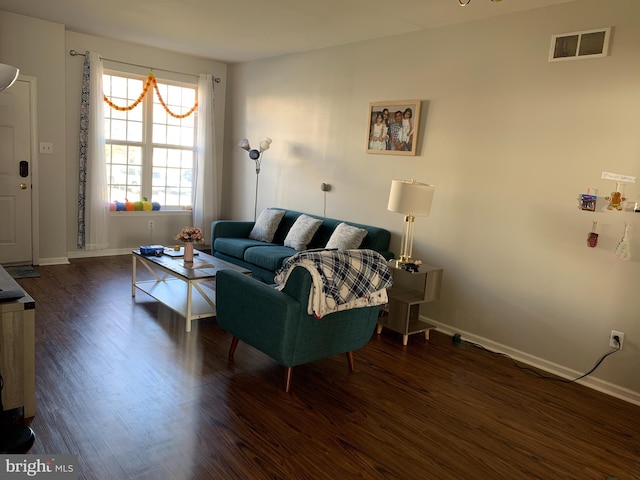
[{"left": 366, "top": 100, "right": 421, "bottom": 156}]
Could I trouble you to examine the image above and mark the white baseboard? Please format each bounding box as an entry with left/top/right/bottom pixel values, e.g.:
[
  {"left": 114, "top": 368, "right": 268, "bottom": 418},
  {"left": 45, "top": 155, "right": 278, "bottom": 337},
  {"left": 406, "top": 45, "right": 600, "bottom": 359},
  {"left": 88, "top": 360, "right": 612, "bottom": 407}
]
[
  {"left": 39, "top": 248, "right": 139, "bottom": 264},
  {"left": 39, "top": 249, "right": 133, "bottom": 265},
  {"left": 68, "top": 248, "right": 134, "bottom": 259},
  {"left": 428, "top": 318, "right": 640, "bottom": 407},
  {"left": 37, "top": 257, "right": 70, "bottom": 266}
]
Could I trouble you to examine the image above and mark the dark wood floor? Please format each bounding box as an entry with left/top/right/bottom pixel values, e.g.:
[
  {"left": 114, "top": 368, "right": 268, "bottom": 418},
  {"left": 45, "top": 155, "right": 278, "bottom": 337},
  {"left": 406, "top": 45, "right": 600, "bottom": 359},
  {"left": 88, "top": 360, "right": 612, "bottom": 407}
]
[{"left": 11, "top": 255, "right": 640, "bottom": 479}]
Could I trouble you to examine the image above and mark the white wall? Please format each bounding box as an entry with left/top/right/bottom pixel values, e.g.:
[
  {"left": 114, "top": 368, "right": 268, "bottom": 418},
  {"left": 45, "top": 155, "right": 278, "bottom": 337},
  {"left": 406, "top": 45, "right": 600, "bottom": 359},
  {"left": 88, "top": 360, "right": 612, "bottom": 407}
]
[
  {"left": 0, "top": 12, "right": 67, "bottom": 263},
  {"left": 226, "top": 0, "right": 640, "bottom": 402}
]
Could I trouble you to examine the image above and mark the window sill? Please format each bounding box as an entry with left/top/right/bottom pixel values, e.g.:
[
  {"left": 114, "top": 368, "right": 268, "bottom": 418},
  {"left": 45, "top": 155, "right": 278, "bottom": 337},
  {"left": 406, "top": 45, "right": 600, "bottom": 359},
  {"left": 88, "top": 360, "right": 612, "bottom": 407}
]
[{"left": 109, "top": 210, "right": 192, "bottom": 216}]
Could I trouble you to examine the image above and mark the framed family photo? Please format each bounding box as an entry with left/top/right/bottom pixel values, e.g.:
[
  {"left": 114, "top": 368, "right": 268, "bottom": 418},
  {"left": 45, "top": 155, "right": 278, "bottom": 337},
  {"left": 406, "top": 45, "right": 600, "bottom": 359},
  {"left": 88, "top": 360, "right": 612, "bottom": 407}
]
[{"left": 366, "top": 99, "right": 421, "bottom": 156}]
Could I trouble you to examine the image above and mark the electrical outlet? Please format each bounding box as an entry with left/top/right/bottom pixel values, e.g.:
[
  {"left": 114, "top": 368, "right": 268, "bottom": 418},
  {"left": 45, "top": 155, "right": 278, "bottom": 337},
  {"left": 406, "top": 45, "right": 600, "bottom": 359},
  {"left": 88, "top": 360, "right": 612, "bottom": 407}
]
[
  {"left": 148, "top": 220, "right": 154, "bottom": 230},
  {"left": 609, "top": 330, "right": 624, "bottom": 349},
  {"left": 39, "top": 142, "right": 53, "bottom": 154}
]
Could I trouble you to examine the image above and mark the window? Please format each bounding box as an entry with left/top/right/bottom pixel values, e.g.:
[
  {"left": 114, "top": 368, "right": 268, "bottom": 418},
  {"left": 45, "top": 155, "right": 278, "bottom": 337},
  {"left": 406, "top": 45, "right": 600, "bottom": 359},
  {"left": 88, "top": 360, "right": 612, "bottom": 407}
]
[{"left": 103, "top": 72, "right": 197, "bottom": 209}]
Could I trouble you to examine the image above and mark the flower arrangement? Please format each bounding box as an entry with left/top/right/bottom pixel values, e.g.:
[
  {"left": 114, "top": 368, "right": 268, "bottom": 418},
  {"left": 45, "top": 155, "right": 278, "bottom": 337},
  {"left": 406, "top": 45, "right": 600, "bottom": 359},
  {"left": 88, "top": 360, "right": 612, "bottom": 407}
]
[{"left": 175, "top": 226, "right": 203, "bottom": 243}]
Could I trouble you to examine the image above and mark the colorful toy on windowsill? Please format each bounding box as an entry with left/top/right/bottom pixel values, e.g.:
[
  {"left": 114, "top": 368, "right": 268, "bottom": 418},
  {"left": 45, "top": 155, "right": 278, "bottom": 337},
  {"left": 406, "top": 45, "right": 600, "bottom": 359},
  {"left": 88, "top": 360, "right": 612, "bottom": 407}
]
[
  {"left": 110, "top": 198, "right": 161, "bottom": 212},
  {"left": 133, "top": 197, "right": 153, "bottom": 211}
]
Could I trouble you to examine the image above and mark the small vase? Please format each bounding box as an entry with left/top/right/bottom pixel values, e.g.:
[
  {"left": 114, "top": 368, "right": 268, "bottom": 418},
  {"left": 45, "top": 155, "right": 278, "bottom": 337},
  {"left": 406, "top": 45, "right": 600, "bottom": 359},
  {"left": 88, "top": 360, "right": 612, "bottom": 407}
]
[{"left": 184, "top": 242, "right": 194, "bottom": 262}]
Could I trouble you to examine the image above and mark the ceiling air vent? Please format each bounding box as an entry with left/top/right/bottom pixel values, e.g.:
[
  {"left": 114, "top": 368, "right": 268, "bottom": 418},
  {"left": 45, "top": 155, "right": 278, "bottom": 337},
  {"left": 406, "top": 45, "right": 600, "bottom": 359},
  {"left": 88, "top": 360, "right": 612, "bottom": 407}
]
[{"left": 549, "top": 27, "right": 611, "bottom": 62}]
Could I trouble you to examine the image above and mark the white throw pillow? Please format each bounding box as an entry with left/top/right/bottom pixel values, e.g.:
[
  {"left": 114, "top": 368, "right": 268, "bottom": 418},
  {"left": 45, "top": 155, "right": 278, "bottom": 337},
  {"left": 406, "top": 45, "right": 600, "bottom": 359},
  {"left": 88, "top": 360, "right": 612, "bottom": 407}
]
[
  {"left": 284, "top": 214, "right": 322, "bottom": 251},
  {"left": 325, "top": 222, "right": 368, "bottom": 250},
  {"left": 249, "top": 209, "right": 285, "bottom": 242}
]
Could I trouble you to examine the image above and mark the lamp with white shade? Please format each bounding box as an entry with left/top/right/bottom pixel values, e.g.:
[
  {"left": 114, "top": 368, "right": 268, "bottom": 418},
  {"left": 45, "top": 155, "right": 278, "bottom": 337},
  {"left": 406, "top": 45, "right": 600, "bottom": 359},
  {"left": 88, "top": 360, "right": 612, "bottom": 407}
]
[
  {"left": 387, "top": 179, "right": 435, "bottom": 267},
  {"left": 0, "top": 63, "right": 19, "bottom": 92}
]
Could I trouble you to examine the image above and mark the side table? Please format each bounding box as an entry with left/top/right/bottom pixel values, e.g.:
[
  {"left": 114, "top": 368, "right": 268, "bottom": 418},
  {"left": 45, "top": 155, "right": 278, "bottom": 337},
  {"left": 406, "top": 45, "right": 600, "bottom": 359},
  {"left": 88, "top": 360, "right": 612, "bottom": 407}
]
[{"left": 377, "top": 262, "right": 443, "bottom": 345}]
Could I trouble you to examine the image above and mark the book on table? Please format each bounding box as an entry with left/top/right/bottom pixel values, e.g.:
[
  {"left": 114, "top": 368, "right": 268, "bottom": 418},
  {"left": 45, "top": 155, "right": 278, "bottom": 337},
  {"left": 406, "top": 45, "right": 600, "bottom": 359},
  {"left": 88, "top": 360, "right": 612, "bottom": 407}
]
[{"left": 163, "top": 246, "right": 198, "bottom": 258}]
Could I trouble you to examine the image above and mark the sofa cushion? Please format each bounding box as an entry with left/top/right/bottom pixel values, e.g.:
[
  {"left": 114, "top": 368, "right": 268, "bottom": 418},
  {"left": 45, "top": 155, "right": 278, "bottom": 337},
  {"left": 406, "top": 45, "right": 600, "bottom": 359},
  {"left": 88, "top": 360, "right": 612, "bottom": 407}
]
[
  {"left": 325, "top": 222, "right": 368, "bottom": 250},
  {"left": 283, "top": 214, "right": 322, "bottom": 251},
  {"left": 244, "top": 245, "right": 297, "bottom": 272},
  {"left": 271, "top": 210, "right": 391, "bottom": 253},
  {"left": 214, "top": 237, "right": 268, "bottom": 260},
  {"left": 249, "top": 208, "right": 286, "bottom": 242}
]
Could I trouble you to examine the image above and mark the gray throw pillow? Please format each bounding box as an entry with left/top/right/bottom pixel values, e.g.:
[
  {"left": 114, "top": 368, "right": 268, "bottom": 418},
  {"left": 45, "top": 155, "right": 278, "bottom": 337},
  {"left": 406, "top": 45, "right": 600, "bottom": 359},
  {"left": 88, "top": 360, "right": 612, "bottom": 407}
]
[
  {"left": 249, "top": 208, "right": 285, "bottom": 242},
  {"left": 284, "top": 214, "right": 322, "bottom": 251},
  {"left": 325, "top": 222, "right": 368, "bottom": 250}
]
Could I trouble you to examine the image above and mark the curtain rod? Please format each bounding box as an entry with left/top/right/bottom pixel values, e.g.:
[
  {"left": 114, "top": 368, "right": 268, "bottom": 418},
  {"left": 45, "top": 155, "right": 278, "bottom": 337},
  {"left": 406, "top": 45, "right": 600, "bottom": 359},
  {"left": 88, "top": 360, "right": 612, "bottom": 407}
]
[{"left": 69, "top": 49, "right": 221, "bottom": 83}]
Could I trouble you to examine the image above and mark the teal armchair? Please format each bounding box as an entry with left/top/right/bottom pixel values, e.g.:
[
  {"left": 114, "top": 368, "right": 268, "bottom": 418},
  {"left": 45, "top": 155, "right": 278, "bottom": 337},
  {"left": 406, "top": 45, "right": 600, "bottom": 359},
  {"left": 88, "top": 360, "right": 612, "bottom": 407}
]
[{"left": 215, "top": 267, "right": 382, "bottom": 392}]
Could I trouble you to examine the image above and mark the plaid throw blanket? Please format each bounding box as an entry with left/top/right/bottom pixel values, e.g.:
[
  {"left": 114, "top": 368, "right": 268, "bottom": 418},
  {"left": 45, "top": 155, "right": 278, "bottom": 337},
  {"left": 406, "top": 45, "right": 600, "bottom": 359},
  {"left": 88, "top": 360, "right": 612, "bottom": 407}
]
[{"left": 274, "top": 249, "right": 393, "bottom": 318}]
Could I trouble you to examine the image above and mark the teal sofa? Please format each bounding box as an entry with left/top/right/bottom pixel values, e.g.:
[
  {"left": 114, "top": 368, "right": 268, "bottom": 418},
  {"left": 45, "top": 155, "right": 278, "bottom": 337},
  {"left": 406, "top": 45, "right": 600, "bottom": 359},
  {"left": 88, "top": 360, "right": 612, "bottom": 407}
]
[
  {"left": 215, "top": 266, "right": 382, "bottom": 392},
  {"left": 211, "top": 209, "right": 393, "bottom": 283}
]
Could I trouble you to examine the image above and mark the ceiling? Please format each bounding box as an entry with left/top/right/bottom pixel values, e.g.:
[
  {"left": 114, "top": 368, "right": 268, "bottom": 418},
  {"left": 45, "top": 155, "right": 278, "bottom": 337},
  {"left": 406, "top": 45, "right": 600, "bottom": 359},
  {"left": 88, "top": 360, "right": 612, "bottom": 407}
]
[{"left": 0, "top": 0, "right": 575, "bottom": 63}]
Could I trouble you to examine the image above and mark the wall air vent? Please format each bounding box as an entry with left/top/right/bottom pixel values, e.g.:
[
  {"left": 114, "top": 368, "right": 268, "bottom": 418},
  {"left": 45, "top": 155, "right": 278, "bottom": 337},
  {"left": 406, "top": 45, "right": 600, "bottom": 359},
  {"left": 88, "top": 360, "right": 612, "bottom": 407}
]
[{"left": 549, "top": 27, "right": 611, "bottom": 62}]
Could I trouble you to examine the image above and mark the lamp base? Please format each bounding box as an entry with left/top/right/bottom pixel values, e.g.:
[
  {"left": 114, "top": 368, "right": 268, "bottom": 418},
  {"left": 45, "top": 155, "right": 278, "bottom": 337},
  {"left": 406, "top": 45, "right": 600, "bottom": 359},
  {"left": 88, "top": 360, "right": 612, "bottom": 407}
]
[
  {"left": 394, "top": 255, "right": 413, "bottom": 268},
  {"left": 0, "top": 424, "right": 35, "bottom": 453}
]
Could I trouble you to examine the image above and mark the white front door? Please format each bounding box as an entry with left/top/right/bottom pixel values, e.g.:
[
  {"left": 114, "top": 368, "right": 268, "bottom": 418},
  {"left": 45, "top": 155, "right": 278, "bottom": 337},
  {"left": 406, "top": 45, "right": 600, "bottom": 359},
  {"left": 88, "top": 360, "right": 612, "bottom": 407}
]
[{"left": 0, "top": 79, "right": 33, "bottom": 265}]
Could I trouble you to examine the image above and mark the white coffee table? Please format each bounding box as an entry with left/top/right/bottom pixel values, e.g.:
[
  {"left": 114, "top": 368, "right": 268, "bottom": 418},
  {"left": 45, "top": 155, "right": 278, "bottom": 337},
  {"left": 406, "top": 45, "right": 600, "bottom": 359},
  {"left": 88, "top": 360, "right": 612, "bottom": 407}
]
[{"left": 132, "top": 249, "right": 251, "bottom": 332}]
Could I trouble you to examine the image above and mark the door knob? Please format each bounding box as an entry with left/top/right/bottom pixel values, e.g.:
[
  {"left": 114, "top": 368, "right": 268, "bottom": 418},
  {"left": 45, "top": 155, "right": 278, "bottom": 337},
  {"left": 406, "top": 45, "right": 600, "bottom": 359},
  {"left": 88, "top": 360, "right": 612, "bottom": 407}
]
[{"left": 19, "top": 183, "right": 27, "bottom": 190}]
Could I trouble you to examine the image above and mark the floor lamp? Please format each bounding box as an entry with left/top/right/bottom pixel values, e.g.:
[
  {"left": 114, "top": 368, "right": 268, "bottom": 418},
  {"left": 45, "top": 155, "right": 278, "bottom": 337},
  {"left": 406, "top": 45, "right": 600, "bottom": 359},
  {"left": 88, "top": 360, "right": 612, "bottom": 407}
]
[
  {"left": 387, "top": 179, "right": 435, "bottom": 267},
  {"left": 238, "top": 137, "right": 272, "bottom": 221},
  {"left": 0, "top": 62, "right": 36, "bottom": 454}
]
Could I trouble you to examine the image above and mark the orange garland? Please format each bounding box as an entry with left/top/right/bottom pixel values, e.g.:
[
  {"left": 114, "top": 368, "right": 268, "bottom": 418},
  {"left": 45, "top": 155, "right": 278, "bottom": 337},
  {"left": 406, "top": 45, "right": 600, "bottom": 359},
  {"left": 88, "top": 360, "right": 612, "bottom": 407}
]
[{"left": 103, "top": 73, "right": 198, "bottom": 119}]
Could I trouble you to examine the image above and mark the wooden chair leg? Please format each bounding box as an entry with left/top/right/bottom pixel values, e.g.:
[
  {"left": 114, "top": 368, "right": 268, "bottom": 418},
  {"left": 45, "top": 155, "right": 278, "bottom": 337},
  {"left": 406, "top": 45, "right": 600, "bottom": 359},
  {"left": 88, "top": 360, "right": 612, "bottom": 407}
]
[
  {"left": 346, "top": 351, "right": 355, "bottom": 372},
  {"left": 228, "top": 336, "right": 239, "bottom": 362},
  {"left": 285, "top": 367, "right": 293, "bottom": 393}
]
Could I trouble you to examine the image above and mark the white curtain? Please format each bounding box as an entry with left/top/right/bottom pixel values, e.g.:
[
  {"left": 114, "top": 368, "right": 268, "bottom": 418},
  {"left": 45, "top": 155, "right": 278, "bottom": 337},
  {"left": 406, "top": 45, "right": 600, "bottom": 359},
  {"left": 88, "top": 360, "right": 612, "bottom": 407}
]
[
  {"left": 193, "top": 74, "right": 218, "bottom": 242},
  {"left": 78, "top": 51, "right": 108, "bottom": 250}
]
